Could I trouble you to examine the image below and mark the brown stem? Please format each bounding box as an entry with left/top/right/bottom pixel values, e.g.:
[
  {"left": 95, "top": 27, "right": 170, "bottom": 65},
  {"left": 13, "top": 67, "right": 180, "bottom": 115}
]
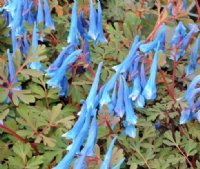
[{"left": 0, "top": 124, "right": 40, "bottom": 155}]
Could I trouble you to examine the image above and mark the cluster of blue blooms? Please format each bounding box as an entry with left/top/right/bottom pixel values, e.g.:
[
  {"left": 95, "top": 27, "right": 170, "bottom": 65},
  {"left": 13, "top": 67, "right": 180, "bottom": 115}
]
[{"left": 1, "top": 0, "right": 200, "bottom": 168}]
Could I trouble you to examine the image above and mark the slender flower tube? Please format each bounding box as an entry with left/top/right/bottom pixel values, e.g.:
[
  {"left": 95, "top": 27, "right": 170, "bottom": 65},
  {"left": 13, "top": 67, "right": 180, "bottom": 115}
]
[
  {"left": 100, "top": 136, "right": 118, "bottom": 169},
  {"left": 135, "top": 94, "right": 145, "bottom": 108},
  {"left": 73, "top": 115, "right": 98, "bottom": 169},
  {"left": 86, "top": 62, "right": 103, "bottom": 111},
  {"left": 140, "top": 62, "right": 147, "bottom": 89},
  {"left": 112, "top": 36, "right": 143, "bottom": 73},
  {"left": 37, "top": 0, "right": 44, "bottom": 24},
  {"left": 185, "top": 36, "right": 200, "bottom": 76},
  {"left": 29, "top": 22, "right": 44, "bottom": 71},
  {"left": 180, "top": 108, "right": 196, "bottom": 124},
  {"left": 114, "top": 76, "right": 125, "bottom": 117},
  {"left": 122, "top": 76, "right": 137, "bottom": 125},
  {"left": 140, "top": 24, "right": 165, "bottom": 53},
  {"left": 142, "top": 42, "right": 160, "bottom": 100},
  {"left": 88, "top": 0, "right": 98, "bottom": 40},
  {"left": 62, "top": 104, "right": 86, "bottom": 140},
  {"left": 95, "top": 0, "right": 107, "bottom": 45},
  {"left": 54, "top": 109, "right": 91, "bottom": 169},
  {"left": 67, "top": 0, "right": 79, "bottom": 44},
  {"left": 47, "top": 44, "right": 75, "bottom": 72},
  {"left": 43, "top": 0, "right": 55, "bottom": 30},
  {"left": 82, "top": 36, "right": 91, "bottom": 64},
  {"left": 122, "top": 121, "right": 136, "bottom": 138}
]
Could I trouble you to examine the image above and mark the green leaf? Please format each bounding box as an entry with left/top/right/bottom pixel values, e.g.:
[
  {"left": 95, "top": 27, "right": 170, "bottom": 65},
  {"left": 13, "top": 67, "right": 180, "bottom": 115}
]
[
  {"left": 13, "top": 142, "right": 31, "bottom": 162},
  {"left": 27, "top": 156, "right": 43, "bottom": 169},
  {"left": 184, "top": 139, "right": 197, "bottom": 156},
  {"left": 0, "top": 87, "right": 9, "bottom": 103},
  {"left": 21, "top": 69, "right": 44, "bottom": 77}
]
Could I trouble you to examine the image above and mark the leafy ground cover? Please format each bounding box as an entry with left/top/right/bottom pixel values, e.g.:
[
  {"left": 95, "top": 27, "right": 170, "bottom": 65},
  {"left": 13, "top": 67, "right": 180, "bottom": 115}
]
[{"left": 0, "top": 0, "right": 200, "bottom": 169}]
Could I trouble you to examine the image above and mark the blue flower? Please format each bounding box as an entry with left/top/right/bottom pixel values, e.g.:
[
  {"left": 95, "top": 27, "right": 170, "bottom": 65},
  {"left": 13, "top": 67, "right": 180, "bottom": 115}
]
[
  {"left": 180, "top": 108, "right": 196, "bottom": 124},
  {"left": 43, "top": 0, "right": 55, "bottom": 30},
  {"left": 122, "top": 76, "right": 137, "bottom": 125},
  {"left": 67, "top": 0, "right": 79, "bottom": 45},
  {"left": 59, "top": 75, "right": 68, "bottom": 97},
  {"left": 112, "top": 36, "right": 143, "bottom": 73},
  {"left": 170, "top": 21, "right": 186, "bottom": 47},
  {"left": 37, "top": 0, "right": 44, "bottom": 24},
  {"left": 196, "top": 110, "right": 200, "bottom": 123},
  {"left": 82, "top": 36, "right": 91, "bottom": 64},
  {"left": 185, "top": 36, "right": 200, "bottom": 76},
  {"left": 140, "top": 24, "right": 165, "bottom": 53},
  {"left": 47, "top": 44, "right": 75, "bottom": 72},
  {"left": 135, "top": 94, "right": 145, "bottom": 108},
  {"left": 95, "top": 0, "right": 107, "bottom": 45},
  {"left": 142, "top": 42, "right": 160, "bottom": 100},
  {"left": 86, "top": 62, "right": 103, "bottom": 110},
  {"left": 100, "top": 136, "right": 118, "bottom": 169},
  {"left": 114, "top": 76, "right": 125, "bottom": 117},
  {"left": 46, "top": 50, "right": 81, "bottom": 91},
  {"left": 62, "top": 104, "right": 86, "bottom": 140},
  {"left": 140, "top": 62, "right": 147, "bottom": 89},
  {"left": 122, "top": 121, "right": 136, "bottom": 138},
  {"left": 88, "top": 0, "right": 98, "bottom": 40},
  {"left": 29, "top": 22, "right": 44, "bottom": 71},
  {"left": 54, "top": 109, "right": 91, "bottom": 169}
]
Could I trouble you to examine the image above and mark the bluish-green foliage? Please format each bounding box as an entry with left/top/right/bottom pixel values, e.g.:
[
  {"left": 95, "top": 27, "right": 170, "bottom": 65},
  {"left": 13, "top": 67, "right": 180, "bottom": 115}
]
[{"left": 0, "top": 0, "right": 200, "bottom": 169}]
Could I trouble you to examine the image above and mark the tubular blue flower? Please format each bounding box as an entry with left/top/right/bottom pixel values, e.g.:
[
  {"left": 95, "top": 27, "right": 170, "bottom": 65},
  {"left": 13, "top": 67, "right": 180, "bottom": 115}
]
[
  {"left": 184, "top": 74, "right": 200, "bottom": 100},
  {"left": 142, "top": 42, "right": 160, "bottom": 100},
  {"left": 29, "top": 22, "right": 44, "bottom": 71},
  {"left": 100, "top": 136, "right": 118, "bottom": 169},
  {"left": 100, "top": 70, "right": 120, "bottom": 106},
  {"left": 67, "top": 0, "right": 79, "bottom": 45},
  {"left": 183, "top": 0, "right": 187, "bottom": 10},
  {"left": 122, "top": 121, "right": 136, "bottom": 138},
  {"left": 140, "top": 62, "right": 147, "bottom": 89},
  {"left": 82, "top": 36, "right": 91, "bottom": 64},
  {"left": 47, "top": 44, "right": 75, "bottom": 72},
  {"left": 37, "top": 0, "right": 44, "bottom": 24},
  {"left": 114, "top": 76, "right": 125, "bottom": 117},
  {"left": 180, "top": 108, "right": 196, "bottom": 124},
  {"left": 7, "top": 49, "right": 15, "bottom": 83},
  {"left": 170, "top": 21, "right": 186, "bottom": 47},
  {"left": 11, "top": 28, "right": 17, "bottom": 52},
  {"left": 73, "top": 115, "right": 98, "bottom": 169},
  {"left": 135, "top": 94, "right": 145, "bottom": 108},
  {"left": 129, "top": 56, "right": 141, "bottom": 101},
  {"left": 46, "top": 50, "right": 81, "bottom": 90},
  {"left": 111, "top": 158, "right": 125, "bottom": 169},
  {"left": 54, "top": 109, "right": 91, "bottom": 169},
  {"left": 62, "top": 104, "right": 86, "bottom": 140},
  {"left": 122, "top": 76, "right": 137, "bottom": 125},
  {"left": 86, "top": 62, "right": 103, "bottom": 110},
  {"left": 185, "top": 88, "right": 200, "bottom": 108},
  {"left": 185, "top": 36, "right": 200, "bottom": 76},
  {"left": 112, "top": 36, "right": 143, "bottom": 73},
  {"left": 88, "top": 0, "right": 98, "bottom": 40},
  {"left": 140, "top": 24, "right": 165, "bottom": 53},
  {"left": 59, "top": 75, "right": 68, "bottom": 96},
  {"left": 95, "top": 0, "right": 107, "bottom": 45},
  {"left": 43, "top": 0, "right": 55, "bottom": 30}
]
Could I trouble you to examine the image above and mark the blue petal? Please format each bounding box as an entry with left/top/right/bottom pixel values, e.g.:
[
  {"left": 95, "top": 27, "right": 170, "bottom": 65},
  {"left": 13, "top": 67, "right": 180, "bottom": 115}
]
[
  {"left": 43, "top": 0, "right": 55, "bottom": 30},
  {"left": 111, "top": 158, "right": 125, "bottom": 169},
  {"left": 122, "top": 122, "right": 136, "bottom": 138},
  {"left": 37, "top": 0, "right": 44, "bottom": 24},
  {"left": 100, "top": 136, "right": 118, "bottom": 169}
]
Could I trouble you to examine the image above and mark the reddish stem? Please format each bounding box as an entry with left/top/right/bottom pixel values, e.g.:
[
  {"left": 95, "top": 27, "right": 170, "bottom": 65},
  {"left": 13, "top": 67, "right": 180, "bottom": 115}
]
[
  {"left": 195, "top": 0, "right": 200, "bottom": 21},
  {"left": 0, "top": 124, "right": 40, "bottom": 155}
]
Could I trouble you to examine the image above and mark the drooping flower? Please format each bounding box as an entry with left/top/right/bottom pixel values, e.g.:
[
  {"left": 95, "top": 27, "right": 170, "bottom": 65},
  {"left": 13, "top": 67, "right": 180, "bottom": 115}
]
[
  {"left": 140, "top": 24, "right": 165, "bottom": 53},
  {"left": 100, "top": 136, "right": 118, "bottom": 169},
  {"left": 43, "top": 0, "right": 55, "bottom": 30},
  {"left": 122, "top": 76, "right": 138, "bottom": 125},
  {"left": 37, "top": 0, "right": 44, "bottom": 24},
  {"left": 180, "top": 108, "right": 196, "bottom": 124},
  {"left": 95, "top": 0, "right": 107, "bottom": 45},
  {"left": 54, "top": 109, "right": 91, "bottom": 169},
  {"left": 185, "top": 36, "right": 200, "bottom": 76},
  {"left": 88, "top": 0, "right": 98, "bottom": 40},
  {"left": 122, "top": 121, "right": 136, "bottom": 138},
  {"left": 135, "top": 94, "right": 145, "bottom": 108},
  {"left": 29, "top": 22, "right": 44, "bottom": 71},
  {"left": 140, "top": 61, "right": 147, "bottom": 89},
  {"left": 86, "top": 62, "right": 103, "bottom": 111},
  {"left": 67, "top": 0, "right": 79, "bottom": 45},
  {"left": 142, "top": 42, "right": 160, "bottom": 100},
  {"left": 114, "top": 76, "right": 125, "bottom": 117}
]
